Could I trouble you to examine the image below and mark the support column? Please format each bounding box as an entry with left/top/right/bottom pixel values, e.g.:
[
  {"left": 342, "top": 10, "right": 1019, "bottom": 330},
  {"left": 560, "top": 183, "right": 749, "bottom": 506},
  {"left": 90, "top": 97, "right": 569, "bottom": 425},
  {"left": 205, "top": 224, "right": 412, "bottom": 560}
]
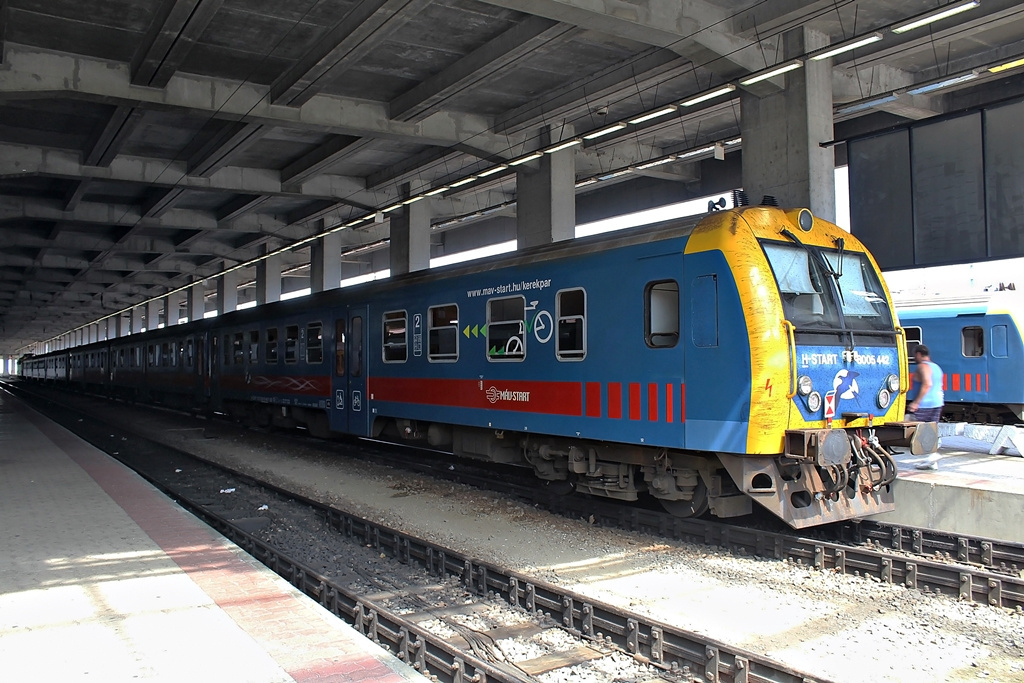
[
  {"left": 146, "top": 299, "right": 162, "bottom": 331},
  {"left": 517, "top": 124, "right": 576, "bottom": 249},
  {"left": 310, "top": 232, "right": 342, "bottom": 293},
  {"left": 131, "top": 306, "right": 144, "bottom": 334},
  {"left": 390, "top": 180, "right": 432, "bottom": 276},
  {"left": 164, "top": 291, "right": 184, "bottom": 326},
  {"left": 740, "top": 27, "right": 835, "bottom": 220},
  {"left": 217, "top": 266, "right": 239, "bottom": 314},
  {"left": 256, "top": 246, "right": 282, "bottom": 305},
  {"left": 188, "top": 281, "right": 206, "bottom": 322}
]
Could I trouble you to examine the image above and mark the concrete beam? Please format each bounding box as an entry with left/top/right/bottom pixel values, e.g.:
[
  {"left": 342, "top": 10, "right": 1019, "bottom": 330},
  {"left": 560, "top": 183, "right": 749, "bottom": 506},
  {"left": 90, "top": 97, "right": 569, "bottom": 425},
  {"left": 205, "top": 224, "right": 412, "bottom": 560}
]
[
  {"left": 187, "top": 122, "right": 268, "bottom": 177},
  {"left": 131, "top": 0, "right": 225, "bottom": 88},
  {"left": 281, "top": 135, "right": 366, "bottom": 185},
  {"left": 85, "top": 106, "right": 145, "bottom": 167}
]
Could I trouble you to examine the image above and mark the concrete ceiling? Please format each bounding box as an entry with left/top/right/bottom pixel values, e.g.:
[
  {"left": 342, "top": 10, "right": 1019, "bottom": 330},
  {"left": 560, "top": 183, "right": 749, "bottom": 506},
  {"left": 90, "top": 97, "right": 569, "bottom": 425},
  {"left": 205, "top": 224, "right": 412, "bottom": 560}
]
[{"left": 2, "top": 0, "right": 1024, "bottom": 356}]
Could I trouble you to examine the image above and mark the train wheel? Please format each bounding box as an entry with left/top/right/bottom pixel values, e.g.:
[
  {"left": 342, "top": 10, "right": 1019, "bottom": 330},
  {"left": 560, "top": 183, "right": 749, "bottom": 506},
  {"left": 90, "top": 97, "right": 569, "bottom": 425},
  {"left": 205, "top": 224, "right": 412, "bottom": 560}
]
[{"left": 659, "top": 480, "right": 710, "bottom": 518}]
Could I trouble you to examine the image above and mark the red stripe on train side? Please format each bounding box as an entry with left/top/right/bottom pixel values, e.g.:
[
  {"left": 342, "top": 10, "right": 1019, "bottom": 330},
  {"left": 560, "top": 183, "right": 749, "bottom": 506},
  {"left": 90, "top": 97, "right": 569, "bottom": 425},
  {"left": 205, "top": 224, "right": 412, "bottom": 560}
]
[
  {"left": 966, "top": 374, "right": 972, "bottom": 392},
  {"left": 680, "top": 383, "right": 686, "bottom": 422},
  {"left": 585, "top": 382, "right": 602, "bottom": 417},
  {"left": 368, "top": 377, "right": 583, "bottom": 415},
  {"left": 952, "top": 374, "right": 961, "bottom": 392},
  {"left": 647, "top": 383, "right": 658, "bottom": 422},
  {"left": 665, "top": 383, "right": 674, "bottom": 423},
  {"left": 986, "top": 374, "right": 989, "bottom": 392},
  {"left": 629, "top": 383, "right": 641, "bottom": 421},
  {"left": 608, "top": 383, "right": 622, "bottom": 419}
]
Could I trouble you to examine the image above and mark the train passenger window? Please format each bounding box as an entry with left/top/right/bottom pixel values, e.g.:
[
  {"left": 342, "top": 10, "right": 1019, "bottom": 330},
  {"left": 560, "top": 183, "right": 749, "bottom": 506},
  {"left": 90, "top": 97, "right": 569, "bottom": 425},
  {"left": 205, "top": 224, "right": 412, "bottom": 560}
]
[
  {"left": 961, "top": 326, "right": 984, "bottom": 357},
  {"left": 185, "top": 338, "right": 194, "bottom": 367},
  {"left": 556, "top": 289, "right": 586, "bottom": 360},
  {"left": 148, "top": 344, "right": 157, "bottom": 366},
  {"left": 161, "top": 342, "right": 171, "bottom": 367},
  {"left": 233, "top": 333, "right": 244, "bottom": 364},
  {"left": 351, "top": 316, "right": 364, "bottom": 377},
  {"left": 645, "top": 280, "right": 679, "bottom": 348},
  {"left": 284, "top": 325, "right": 299, "bottom": 363},
  {"left": 265, "top": 327, "right": 278, "bottom": 363},
  {"left": 383, "top": 311, "right": 408, "bottom": 362},
  {"left": 223, "top": 335, "right": 232, "bottom": 365},
  {"left": 428, "top": 304, "right": 459, "bottom": 362},
  {"left": 487, "top": 296, "right": 526, "bottom": 360},
  {"left": 903, "top": 326, "right": 922, "bottom": 359},
  {"left": 992, "top": 325, "right": 1008, "bottom": 358},
  {"left": 306, "top": 323, "right": 323, "bottom": 363},
  {"left": 335, "top": 320, "right": 346, "bottom": 376},
  {"left": 248, "top": 330, "right": 259, "bottom": 364}
]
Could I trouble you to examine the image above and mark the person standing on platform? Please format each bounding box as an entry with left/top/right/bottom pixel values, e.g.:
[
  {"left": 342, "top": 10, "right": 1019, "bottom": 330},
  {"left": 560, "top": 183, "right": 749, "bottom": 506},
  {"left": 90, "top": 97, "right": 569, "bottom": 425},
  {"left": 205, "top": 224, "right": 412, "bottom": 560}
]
[{"left": 907, "top": 344, "right": 944, "bottom": 470}]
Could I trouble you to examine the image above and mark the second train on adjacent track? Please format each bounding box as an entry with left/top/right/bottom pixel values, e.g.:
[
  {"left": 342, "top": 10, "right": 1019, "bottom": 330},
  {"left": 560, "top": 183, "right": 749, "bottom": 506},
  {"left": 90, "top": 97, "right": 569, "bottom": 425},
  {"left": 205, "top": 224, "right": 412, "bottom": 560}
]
[{"left": 19, "top": 203, "right": 936, "bottom": 528}]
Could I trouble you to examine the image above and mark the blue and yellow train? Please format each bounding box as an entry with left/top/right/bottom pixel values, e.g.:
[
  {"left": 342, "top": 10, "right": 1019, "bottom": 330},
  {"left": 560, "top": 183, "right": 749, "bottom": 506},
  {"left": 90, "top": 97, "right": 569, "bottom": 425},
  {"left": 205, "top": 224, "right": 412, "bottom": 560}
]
[
  {"left": 897, "top": 291, "right": 1024, "bottom": 424},
  {"left": 19, "top": 203, "right": 936, "bottom": 528}
]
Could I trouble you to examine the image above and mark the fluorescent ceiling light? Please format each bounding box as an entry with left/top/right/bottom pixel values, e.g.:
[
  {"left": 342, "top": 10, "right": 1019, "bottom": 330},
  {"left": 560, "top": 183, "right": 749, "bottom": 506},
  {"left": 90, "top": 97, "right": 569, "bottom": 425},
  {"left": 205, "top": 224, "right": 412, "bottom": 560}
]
[
  {"left": 402, "top": 196, "right": 423, "bottom": 204},
  {"left": 508, "top": 152, "right": 543, "bottom": 165},
  {"left": 989, "top": 57, "right": 1024, "bottom": 74},
  {"left": 892, "top": 0, "right": 980, "bottom": 34},
  {"left": 809, "top": 32, "right": 883, "bottom": 61},
  {"left": 635, "top": 156, "right": 676, "bottom": 170},
  {"left": 597, "top": 169, "right": 632, "bottom": 181},
  {"left": 906, "top": 72, "right": 979, "bottom": 95},
  {"left": 836, "top": 94, "right": 898, "bottom": 115},
  {"left": 739, "top": 61, "right": 803, "bottom": 86},
  {"left": 344, "top": 219, "right": 365, "bottom": 227},
  {"left": 448, "top": 176, "right": 478, "bottom": 187},
  {"left": 680, "top": 84, "right": 736, "bottom": 107},
  {"left": 544, "top": 138, "right": 582, "bottom": 153},
  {"left": 583, "top": 122, "right": 628, "bottom": 140},
  {"left": 627, "top": 106, "right": 677, "bottom": 124},
  {"left": 675, "top": 145, "right": 716, "bottom": 160},
  {"left": 424, "top": 186, "right": 449, "bottom": 196},
  {"left": 574, "top": 178, "right": 598, "bottom": 188},
  {"left": 476, "top": 164, "right": 508, "bottom": 177}
]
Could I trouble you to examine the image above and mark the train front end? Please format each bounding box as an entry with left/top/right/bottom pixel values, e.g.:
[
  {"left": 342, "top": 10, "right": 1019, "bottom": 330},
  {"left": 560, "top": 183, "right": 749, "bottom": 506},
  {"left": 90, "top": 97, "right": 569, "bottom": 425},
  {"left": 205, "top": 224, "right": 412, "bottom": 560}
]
[{"left": 691, "top": 206, "right": 936, "bottom": 527}]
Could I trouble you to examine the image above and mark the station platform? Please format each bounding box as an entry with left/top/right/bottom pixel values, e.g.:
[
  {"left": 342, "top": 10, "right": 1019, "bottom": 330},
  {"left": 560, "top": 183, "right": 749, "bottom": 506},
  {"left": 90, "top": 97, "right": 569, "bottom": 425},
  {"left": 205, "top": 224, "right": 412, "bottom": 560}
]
[
  {"left": 869, "top": 425, "right": 1024, "bottom": 543},
  {"left": 0, "top": 389, "right": 426, "bottom": 682}
]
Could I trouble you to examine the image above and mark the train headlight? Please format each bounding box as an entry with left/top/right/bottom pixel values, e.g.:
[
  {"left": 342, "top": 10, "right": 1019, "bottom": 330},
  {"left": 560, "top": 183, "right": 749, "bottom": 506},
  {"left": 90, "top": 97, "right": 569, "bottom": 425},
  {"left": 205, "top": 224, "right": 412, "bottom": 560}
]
[
  {"left": 797, "top": 375, "right": 813, "bottom": 396},
  {"left": 798, "top": 208, "right": 813, "bottom": 232},
  {"left": 877, "top": 388, "right": 892, "bottom": 409},
  {"left": 807, "top": 391, "right": 822, "bottom": 413},
  {"left": 886, "top": 373, "right": 900, "bottom": 392}
]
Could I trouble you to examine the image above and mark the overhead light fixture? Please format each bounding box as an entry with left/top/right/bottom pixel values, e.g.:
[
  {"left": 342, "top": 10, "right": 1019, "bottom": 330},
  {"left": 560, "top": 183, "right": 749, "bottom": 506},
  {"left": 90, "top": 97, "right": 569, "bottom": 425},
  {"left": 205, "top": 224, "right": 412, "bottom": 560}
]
[
  {"left": 583, "top": 122, "right": 628, "bottom": 140},
  {"left": 508, "top": 152, "right": 543, "bottom": 166},
  {"left": 891, "top": 0, "right": 980, "bottom": 34},
  {"left": 448, "top": 176, "right": 478, "bottom": 187},
  {"left": 675, "top": 145, "right": 717, "bottom": 160},
  {"left": 382, "top": 203, "right": 403, "bottom": 213},
  {"left": 808, "top": 32, "right": 884, "bottom": 61},
  {"left": 836, "top": 94, "right": 898, "bottom": 115},
  {"left": 344, "top": 218, "right": 365, "bottom": 227},
  {"left": 906, "top": 72, "right": 979, "bottom": 95},
  {"left": 680, "top": 84, "right": 737, "bottom": 107},
  {"left": 574, "top": 178, "right": 598, "bottom": 188},
  {"left": 476, "top": 164, "right": 509, "bottom": 177},
  {"left": 989, "top": 57, "right": 1024, "bottom": 74},
  {"left": 739, "top": 61, "right": 803, "bottom": 86},
  {"left": 627, "top": 106, "right": 678, "bottom": 124},
  {"left": 424, "top": 186, "right": 449, "bottom": 196},
  {"left": 597, "top": 168, "right": 632, "bottom": 181},
  {"left": 544, "top": 138, "right": 582, "bottom": 153},
  {"left": 402, "top": 196, "right": 423, "bottom": 205},
  {"left": 635, "top": 156, "right": 676, "bottom": 170}
]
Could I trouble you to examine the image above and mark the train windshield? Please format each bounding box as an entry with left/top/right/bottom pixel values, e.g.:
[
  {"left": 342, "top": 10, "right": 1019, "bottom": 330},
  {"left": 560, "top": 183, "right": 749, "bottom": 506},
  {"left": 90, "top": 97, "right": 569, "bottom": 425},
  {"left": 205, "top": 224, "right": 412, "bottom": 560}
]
[{"left": 763, "top": 241, "right": 894, "bottom": 333}]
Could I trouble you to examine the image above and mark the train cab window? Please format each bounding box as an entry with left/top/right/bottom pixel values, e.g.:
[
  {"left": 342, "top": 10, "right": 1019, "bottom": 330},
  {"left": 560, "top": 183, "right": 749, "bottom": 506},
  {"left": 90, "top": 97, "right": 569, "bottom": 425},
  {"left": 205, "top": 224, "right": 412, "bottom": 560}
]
[
  {"left": 962, "top": 326, "right": 984, "bottom": 357},
  {"left": 306, "top": 323, "right": 323, "bottom": 363},
  {"left": 265, "top": 328, "right": 279, "bottom": 363},
  {"left": 428, "top": 304, "right": 459, "bottom": 362},
  {"left": 233, "top": 333, "right": 245, "bottom": 365},
  {"left": 556, "top": 289, "right": 586, "bottom": 360},
  {"left": 248, "top": 330, "right": 259, "bottom": 364},
  {"left": 645, "top": 280, "right": 679, "bottom": 348},
  {"left": 904, "top": 326, "right": 922, "bottom": 359},
  {"left": 383, "top": 311, "right": 408, "bottom": 362},
  {"left": 285, "top": 325, "right": 299, "bottom": 363},
  {"left": 487, "top": 296, "right": 526, "bottom": 361},
  {"left": 351, "top": 316, "right": 364, "bottom": 377}
]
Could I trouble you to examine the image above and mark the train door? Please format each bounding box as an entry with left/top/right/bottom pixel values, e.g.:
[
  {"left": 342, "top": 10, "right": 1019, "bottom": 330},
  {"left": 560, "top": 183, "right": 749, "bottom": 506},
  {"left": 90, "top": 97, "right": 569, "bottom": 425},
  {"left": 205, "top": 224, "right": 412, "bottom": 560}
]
[{"left": 330, "top": 306, "right": 368, "bottom": 435}]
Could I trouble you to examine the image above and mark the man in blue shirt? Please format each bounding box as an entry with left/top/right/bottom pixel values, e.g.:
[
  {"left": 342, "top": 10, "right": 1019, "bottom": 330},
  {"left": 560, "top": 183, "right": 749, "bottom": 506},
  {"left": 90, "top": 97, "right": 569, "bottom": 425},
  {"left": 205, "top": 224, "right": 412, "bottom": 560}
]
[{"left": 908, "top": 344, "right": 944, "bottom": 470}]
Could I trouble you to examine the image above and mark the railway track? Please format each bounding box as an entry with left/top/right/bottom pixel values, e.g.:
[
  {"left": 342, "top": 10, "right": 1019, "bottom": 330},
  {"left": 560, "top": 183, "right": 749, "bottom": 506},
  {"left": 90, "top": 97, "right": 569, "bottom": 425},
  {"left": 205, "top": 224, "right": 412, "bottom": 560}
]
[
  {"left": 9, "top": 380, "right": 1024, "bottom": 613},
  {"left": 6, "top": 381, "right": 830, "bottom": 683}
]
